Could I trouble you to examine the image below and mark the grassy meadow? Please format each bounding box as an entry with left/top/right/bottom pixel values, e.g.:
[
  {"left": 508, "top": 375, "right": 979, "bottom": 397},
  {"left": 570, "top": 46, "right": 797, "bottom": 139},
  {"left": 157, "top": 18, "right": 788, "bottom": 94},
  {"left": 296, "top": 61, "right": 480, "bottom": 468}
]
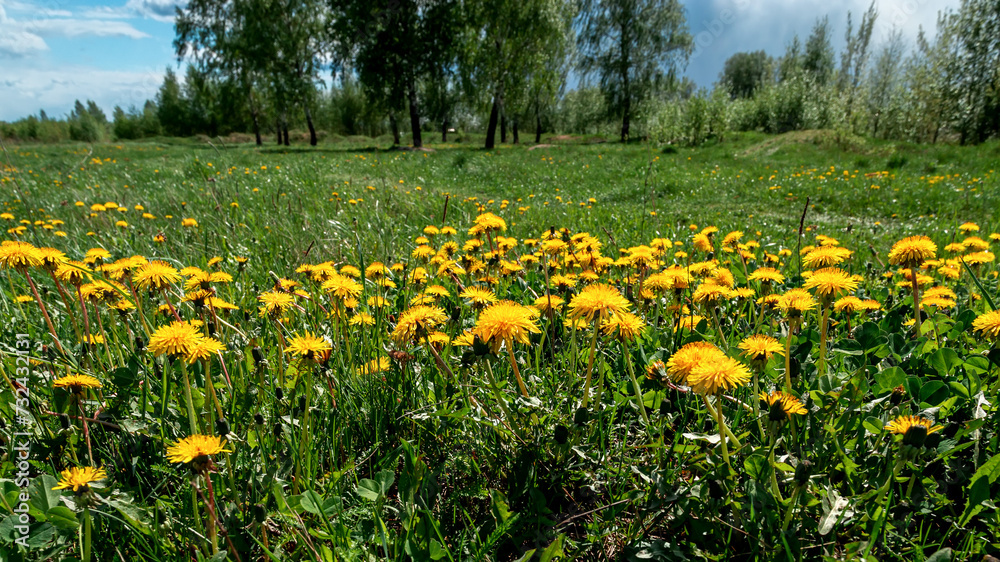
[{"left": 2, "top": 131, "right": 1000, "bottom": 561}]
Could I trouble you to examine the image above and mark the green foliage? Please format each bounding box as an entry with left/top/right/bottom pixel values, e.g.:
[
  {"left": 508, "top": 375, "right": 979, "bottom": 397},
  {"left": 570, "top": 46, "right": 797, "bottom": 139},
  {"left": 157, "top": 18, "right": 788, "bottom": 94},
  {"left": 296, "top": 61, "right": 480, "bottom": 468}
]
[{"left": 1, "top": 138, "right": 999, "bottom": 561}]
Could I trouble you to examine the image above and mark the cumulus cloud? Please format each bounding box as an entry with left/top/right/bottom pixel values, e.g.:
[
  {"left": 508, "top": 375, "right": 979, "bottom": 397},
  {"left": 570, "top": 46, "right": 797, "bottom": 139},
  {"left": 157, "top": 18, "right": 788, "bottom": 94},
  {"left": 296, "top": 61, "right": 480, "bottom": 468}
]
[
  {"left": 682, "top": 0, "right": 959, "bottom": 86},
  {"left": 0, "top": 0, "right": 154, "bottom": 59},
  {"left": 125, "top": 0, "right": 187, "bottom": 21}
]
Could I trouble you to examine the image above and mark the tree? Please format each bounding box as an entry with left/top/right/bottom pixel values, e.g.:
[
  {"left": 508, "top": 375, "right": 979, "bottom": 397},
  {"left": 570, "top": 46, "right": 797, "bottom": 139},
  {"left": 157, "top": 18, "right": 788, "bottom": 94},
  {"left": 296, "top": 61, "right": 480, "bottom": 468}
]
[
  {"left": 464, "top": 0, "right": 573, "bottom": 149},
  {"left": 332, "top": 0, "right": 462, "bottom": 148},
  {"left": 778, "top": 35, "right": 803, "bottom": 82},
  {"left": 157, "top": 67, "right": 188, "bottom": 136},
  {"left": 866, "top": 28, "right": 905, "bottom": 138},
  {"left": 720, "top": 50, "right": 773, "bottom": 99},
  {"left": 578, "top": 0, "right": 692, "bottom": 142},
  {"left": 803, "top": 16, "right": 835, "bottom": 86},
  {"left": 947, "top": 0, "right": 1000, "bottom": 143},
  {"left": 175, "top": 0, "right": 276, "bottom": 145},
  {"left": 838, "top": 2, "right": 877, "bottom": 126}
]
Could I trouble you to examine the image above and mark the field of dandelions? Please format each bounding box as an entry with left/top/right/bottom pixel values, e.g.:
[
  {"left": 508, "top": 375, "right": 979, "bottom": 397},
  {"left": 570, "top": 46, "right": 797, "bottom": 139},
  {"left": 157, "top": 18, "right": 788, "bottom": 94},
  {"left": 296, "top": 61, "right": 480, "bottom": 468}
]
[{"left": 2, "top": 134, "right": 1000, "bottom": 561}]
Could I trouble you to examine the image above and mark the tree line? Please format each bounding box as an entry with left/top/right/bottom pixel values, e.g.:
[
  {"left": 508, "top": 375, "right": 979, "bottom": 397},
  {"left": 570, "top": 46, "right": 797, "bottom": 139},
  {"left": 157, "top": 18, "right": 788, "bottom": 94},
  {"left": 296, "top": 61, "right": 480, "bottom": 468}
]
[{"left": 2, "top": 0, "right": 997, "bottom": 146}]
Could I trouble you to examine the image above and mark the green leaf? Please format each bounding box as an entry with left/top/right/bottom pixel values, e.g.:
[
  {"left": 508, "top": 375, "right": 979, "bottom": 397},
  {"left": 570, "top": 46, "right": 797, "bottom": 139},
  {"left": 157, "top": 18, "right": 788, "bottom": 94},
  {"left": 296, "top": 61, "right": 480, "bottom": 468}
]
[
  {"left": 490, "top": 491, "right": 514, "bottom": 524},
  {"left": 44, "top": 506, "right": 79, "bottom": 531},
  {"left": 374, "top": 469, "right": 395, "bottom": 496},
  {"left": 28, "top": 475, "right": 61, "bottom": 517},
  {"left": 927, "top": 348, "right": 962, "bottom": 377},
  {"left": 538, "top": 534, "right": 565, "bottom": 562},
  {"left": 743, "top": 452, "right": 768, "bottom": 481},
  {"left": 874, "top": 367, "right": 905, "bottom": 393},
  {"left": 26, "top": 522, "right": 56, "bottom": 549},
  {"left": 356, "top": 479, "right": 382, "bottom": 501},
  {"left": 925, "top": 548, "right": 953, "bottom": 562},
  {"left": 919, "top": 381, "right": 949, "bottom": 406},
  {"left": 299, "top": 490, "right": 325, "bottom": 516},
  {"left": 959, "top": 453, "right": 1000, "bottom": 525},
  {"left": 429, "top": 538, "right": 447, "bottom": 560},
  {"left": 106, "top": 494, "right": 153, "bottom": 535},
  {"left": 862, "top": 417, "right": 884, "bottom": 435}
]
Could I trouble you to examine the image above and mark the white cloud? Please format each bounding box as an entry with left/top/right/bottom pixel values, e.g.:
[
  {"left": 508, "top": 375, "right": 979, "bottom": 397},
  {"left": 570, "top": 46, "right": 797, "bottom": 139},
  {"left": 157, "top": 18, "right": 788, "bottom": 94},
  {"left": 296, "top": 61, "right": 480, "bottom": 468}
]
[
  {"left": 683, "top": 0, "right": 960, "bottom": 85},
  {"left": 0, "top": 63, "right": 165, "bottom": 120},
  {"left": 125, "top": 0, "right": 187, "bottom": 22},
  {"left": 24, "top": 18, "right": 151, "bottom": 39},
  {"left": 0, "top": 29, "right": 48, "bottom": 57},
  {"left": 0, "top": 0, "right": 154, "bottom": 59}
]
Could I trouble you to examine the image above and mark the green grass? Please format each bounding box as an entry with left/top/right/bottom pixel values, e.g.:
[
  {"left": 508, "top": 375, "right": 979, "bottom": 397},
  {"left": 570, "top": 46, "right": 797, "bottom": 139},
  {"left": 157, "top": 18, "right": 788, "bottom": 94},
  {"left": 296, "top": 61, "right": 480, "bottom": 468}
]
[{"left": 1, "top": 131, "right": 999, "bottom": 561}]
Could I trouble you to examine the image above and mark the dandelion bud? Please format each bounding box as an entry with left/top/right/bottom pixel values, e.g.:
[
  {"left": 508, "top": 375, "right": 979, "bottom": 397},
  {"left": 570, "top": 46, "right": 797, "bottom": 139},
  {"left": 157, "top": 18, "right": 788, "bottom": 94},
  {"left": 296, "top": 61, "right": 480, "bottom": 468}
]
[
  {"left": 275, "top": 388, "right": 283, "bottom": 401},
  {"left": 252, "top": 346, "right": 264, "bottom": 365},
  {"left": 794, "top": 459, "right": 812, "bottom": 486},
  {"left": 554, "top": 424, "right": 569, "bottom": 444},
  {"left": 890, "top": 385, "right": 905, "bottom": 406},
  {"left": 215, "top": 418, "right": 230, "bottom": 438},
  {"left": 253, "top": 413, "right": 264, "bottom": 425}
]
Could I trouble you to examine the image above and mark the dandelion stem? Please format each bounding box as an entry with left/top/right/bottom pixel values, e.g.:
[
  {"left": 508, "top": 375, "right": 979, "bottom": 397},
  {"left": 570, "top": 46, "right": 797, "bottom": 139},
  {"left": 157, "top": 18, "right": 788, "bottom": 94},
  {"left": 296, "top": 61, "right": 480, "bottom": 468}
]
[
  {"left": 909, "top": 276, "right": 921, "bottom": 338},
  {"left": 581, "top": 324, "right": 601, "bottom": 408},
  {"left": 181, "top": 361, "right": 199, "bottom": 435},
  {"left": 24, "top": 270, "right": 65, "bottom": 354},
  {"left": 706, "top": 393, "right": 732, "bottom": 469},
  {"left": 780, "top": 485, "right": 801, "bottom": 531},
  {"left": 507, "top": 347, "right": 529, "bottom": 397},
  {"left": 702, "top": 394, "right": 742, "bottom": 447},
  {"left": 623, "top": 341, "right": 652, "bottom": 438},
  {"left": 783, "top": 322, "right": 796, "bottom": 392},
  {"left": 817, "top": 304, "right": 831, "bottom": 377},
  {"left": 82, "top": 508, "right": 92, "bottom": 562}
]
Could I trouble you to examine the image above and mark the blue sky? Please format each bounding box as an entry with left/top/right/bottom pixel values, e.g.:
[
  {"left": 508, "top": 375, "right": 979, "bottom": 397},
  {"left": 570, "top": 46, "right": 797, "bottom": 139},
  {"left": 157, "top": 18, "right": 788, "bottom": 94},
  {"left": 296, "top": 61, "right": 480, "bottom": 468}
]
[{"left": 0, "top": 0, "right": 959, "bottom": 122}]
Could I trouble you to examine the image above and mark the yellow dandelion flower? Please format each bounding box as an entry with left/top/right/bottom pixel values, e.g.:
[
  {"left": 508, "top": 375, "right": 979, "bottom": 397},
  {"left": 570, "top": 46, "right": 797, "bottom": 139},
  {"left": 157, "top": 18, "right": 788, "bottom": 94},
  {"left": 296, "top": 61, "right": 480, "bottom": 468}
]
[
  {"left": 568, "top": 283, "right": 630, "bottom": 323},
  {"left": 391, "top": 305, "right": 448, "bottom": 345},
  {"left": 474, "top": 301, "right": 541, "bottom": 353},
  {"left": 666, "top": 341, "right": 725, "bottom": 385},
  {"left": 53, "top": 374, "right": 102, "bottom": 393},
  {"left": 687, "top": 355, "right": 751, "bottom": 395},
  {"left": 148, "top": 321, "right": 204, "bottom": 358},
  {"left": 166, "top": 434, "right": 230, "bottom": 464},
  {"left": 285, "top": 332, "right": 332, "bottom": 361},
  {"left": 52, "top": 466, "right": 107, "bottom": 493},
  {"left": 888, "top": 236, "right": 937, "bottom": 267},
  {"left": 972, "top": 310, "right": 1000, "bottom": 340},
  {"left": 356, "top": 357, "right": 391, "bottom": 376}
]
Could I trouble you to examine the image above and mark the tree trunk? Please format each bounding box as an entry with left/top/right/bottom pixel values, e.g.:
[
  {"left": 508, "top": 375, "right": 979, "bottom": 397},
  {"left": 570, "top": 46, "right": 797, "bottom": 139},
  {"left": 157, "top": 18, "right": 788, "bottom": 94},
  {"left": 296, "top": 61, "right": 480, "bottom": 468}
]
[
  {"left": 512, "top": 118, "right": 518, "bottom": 144},
  {"left": 249, "top": 88, "right": 262, "bottom": 146},
  {"left": 535, "top": 102, "right": 542, "bottom": 144},
  {"left": 304, "top": 102, "right": 317, "bottom": 146},
  {"left": 621, "top": 97, "right": 631, "bottom": 142},
  {"left": 407, "top": 79, "right": 422, "bottom": 148},
  {"left": 442, "top": 120, "right": 447, "bottom": 143},
  {"left": 500, "top": 112, "right": 507, "bottom": 144},
  {"left": 485, "top": 95, "right": 500, "bottom": 149},
  {"left": 276, "top": 118, "right": 282, "bottom": 145},
  {"left": 282, "top": 122, "right": 290, "bottom": 146},
  {"left": 390, "top": 113, "right": 401, "bottom": 146}
]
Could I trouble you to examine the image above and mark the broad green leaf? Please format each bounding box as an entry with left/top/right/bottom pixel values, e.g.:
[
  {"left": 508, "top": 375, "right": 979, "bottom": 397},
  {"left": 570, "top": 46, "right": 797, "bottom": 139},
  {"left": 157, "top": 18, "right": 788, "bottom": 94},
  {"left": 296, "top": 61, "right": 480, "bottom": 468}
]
[
  {"left": 44, "top": 506, "right": 78, "bottom": 531},
  {"left": 874, "top": 367, "right": 906, "bottom": 393},
  {"left": 959, "top": 453, "right": 1000, "bottom": 525},
  {"left": 927, "top": 348, "right": 962, "bottom": 377},
  {"left": 919, "top": 381, "right": 949, "bottom": 406},
  {"left": 356, "top": 479, "right": 382, "bottom": 501}
]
